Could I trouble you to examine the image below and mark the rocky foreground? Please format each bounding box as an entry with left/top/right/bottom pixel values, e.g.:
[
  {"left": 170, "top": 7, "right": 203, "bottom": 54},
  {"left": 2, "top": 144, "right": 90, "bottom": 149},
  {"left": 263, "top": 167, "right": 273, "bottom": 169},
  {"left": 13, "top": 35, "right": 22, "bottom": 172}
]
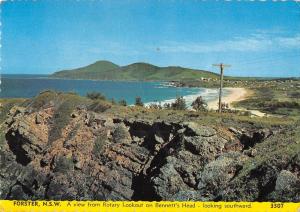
[{"left": 0, "top": 92, "right": 299, "bottom": 201}]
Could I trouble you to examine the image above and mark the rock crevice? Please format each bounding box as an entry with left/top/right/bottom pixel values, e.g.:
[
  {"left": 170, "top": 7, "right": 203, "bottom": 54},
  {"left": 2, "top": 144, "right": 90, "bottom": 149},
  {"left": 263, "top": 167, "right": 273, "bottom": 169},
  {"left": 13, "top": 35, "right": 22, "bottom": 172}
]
[{"left": 0, "top": 106, "right": 299, "bottom": 201}]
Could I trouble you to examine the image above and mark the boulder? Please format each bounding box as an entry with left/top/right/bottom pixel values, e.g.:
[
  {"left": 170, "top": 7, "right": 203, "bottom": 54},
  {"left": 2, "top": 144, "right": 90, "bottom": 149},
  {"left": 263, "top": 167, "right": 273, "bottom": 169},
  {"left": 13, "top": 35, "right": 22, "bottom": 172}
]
[{"left": 183, "top": 122, "right": 216, "bottom": 137}]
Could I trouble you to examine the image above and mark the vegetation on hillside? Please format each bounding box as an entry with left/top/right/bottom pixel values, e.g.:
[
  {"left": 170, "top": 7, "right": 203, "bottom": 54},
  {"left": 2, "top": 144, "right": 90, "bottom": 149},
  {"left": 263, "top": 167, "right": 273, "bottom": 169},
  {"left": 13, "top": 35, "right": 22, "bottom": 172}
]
[
  {"left": 191, "top": 96, "right": 207, "bottom": 111},
  {"left": 171, "top": 96, "right": 187, "bottom": 110},
  {"left": 52, "top": 60, "right": 119, "bottom": 79},
  {"left": 17, "top": 90, "right": 111, "bottom": 143},
  {"left": 233, "top": 83, "right": 300, "bottom": 117},
  {"left": 86, "top": 91, "right": 106, "bottom": 100},
  {"left": 0, "top": 98, "right": 26, "bottom": 123},
  {"left": 54, "top": 60, "right": 288, "bottom": 83},
  {"left": 93, "top": 133, "right": 108, "bottom": 158},
  {"left": 52, "top": 60, "right": 219, "bottom": 81},
  {"left": 135, "top": 96, "right": 144, "bottom": 107},
  {"left": 1, "top": 77, "right": 299, "bottom": 135},
  {"left": 118, "top": 99, "right": 127, "bottom": 106}
]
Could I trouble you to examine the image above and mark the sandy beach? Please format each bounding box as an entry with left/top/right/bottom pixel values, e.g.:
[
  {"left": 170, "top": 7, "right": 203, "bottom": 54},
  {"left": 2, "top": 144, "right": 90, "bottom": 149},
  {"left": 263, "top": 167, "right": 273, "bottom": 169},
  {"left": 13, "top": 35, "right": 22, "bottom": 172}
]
[{"left": 207, "top": 87, "right": 250, "bottom": 110}]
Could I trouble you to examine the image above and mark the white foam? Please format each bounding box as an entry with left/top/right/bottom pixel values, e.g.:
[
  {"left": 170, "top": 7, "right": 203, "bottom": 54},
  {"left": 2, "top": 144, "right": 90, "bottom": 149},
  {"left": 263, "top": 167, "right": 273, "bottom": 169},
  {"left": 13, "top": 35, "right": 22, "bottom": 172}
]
[{"left": 144, "top": 88, "right": 219, "bottom": 109}]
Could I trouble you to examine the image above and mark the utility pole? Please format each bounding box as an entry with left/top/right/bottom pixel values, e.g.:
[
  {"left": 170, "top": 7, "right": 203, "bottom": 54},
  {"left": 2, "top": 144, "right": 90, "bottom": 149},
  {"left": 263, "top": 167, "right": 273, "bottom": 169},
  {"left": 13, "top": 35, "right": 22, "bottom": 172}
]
[{"left": 212, "top": 63, "right": 231, "bottom": 113}]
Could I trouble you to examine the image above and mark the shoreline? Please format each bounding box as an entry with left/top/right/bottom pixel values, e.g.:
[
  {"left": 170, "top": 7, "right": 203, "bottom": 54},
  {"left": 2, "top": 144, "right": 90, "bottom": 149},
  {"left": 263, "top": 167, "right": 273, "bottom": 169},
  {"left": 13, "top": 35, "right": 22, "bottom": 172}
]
[
  {"left": 206, "top": 87, "right": 250, "bottom": 110},
  {"left": 144, "top": 88, "right": 219, "bottom": 108}
]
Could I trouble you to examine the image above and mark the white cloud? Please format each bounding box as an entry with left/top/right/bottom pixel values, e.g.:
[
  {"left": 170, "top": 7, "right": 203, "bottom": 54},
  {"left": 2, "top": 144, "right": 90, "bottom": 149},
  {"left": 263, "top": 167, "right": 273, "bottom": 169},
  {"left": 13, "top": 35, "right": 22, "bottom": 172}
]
[
  {"left": 276, "top": 35, "right": 300, "bottom": 48},
  {"left": 157, "top": 33, "right": 300, "bottom": 53}
]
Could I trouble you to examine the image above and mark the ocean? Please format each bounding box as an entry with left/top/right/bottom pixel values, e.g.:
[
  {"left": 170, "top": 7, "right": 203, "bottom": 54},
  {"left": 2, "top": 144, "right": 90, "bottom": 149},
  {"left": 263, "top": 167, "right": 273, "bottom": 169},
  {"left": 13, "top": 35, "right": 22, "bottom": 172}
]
[{"left": 0, "top": 74, "right": 223, "bottom": 106}]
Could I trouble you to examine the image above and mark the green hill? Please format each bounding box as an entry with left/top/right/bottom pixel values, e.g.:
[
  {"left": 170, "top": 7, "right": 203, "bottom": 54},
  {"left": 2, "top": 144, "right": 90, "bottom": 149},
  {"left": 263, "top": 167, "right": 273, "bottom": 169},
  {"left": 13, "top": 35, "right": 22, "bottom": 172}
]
[
  {"left": 52, "top": 60, "right": 120, "bottom": 79},
  {"left": 51, "top": 60, "right": 219, "bottom": 81}
]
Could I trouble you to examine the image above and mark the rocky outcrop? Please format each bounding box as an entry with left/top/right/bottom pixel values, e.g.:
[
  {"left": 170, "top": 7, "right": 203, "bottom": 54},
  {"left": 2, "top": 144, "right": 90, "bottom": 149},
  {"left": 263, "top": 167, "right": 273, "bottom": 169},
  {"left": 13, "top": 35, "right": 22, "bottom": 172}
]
[
  {"left": 268, "top": 170, "right": 300, "bottom": 201},
  {"left": 0, "top": 104, "right": 299, "bottom": 201}
]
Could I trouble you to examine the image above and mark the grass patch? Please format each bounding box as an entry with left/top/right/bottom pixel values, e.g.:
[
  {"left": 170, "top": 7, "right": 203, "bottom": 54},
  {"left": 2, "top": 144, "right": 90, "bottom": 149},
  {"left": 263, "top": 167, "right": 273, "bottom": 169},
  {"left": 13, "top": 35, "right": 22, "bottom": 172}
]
[
  {"left": 0, "top": 98, "right": 26, "bottom": 123},
  {"left": 53, "top": 155, "right": 74, "bottom": 173},
  {"left": 234, "top": 86, "right": 300, "bottom": 117},
  {"left": 2, "top": 90, "right": 297, "bottom": 146},
  {"left": 24, "top": 90, "right": 59, "bottom": 111},
  {"left": 93, "top": 133, "right": 107, "bottom": 158},
  {"left": 235, "top": 125, "right": 300, "bottom": 180},
  {"left": 0, "top": 130, "right": 6, "bottom": 147},
  {"left": 113, "top": 124, "right": 129, "bottom": 142},
  {"left": 86, "top": 91, "right": 106, "bottom": 100},
  {"left": 48, "top": 93, "right": 90, "bottom": 143},
  {"left": 88, "top": 100, "right": 112, "bottom": 113}
]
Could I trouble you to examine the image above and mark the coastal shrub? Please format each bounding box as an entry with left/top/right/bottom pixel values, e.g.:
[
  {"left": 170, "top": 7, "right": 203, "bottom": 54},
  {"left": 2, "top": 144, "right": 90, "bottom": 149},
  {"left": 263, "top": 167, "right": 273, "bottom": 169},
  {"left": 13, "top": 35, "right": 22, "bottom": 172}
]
[
  {"left": 0, "top": 102, "right": 16, "bottom": 123},
  {"left": 118, "top": 99, "right": 127, "bottom": 106},
  {"left": 113, "top": 124, "right": 129, "bottom": 142},
  {"left": 237, "top": 110, "right": 252, "bottom": 116},
  {"left": 53, "top": 156, "right": 74, "bottom": 173},
  {"left": 48, "top": 93, "right": 86, "bottom": 143},
  {"left": 135, "top": 96, "right": 144, "bottom": 107},
  {"left": 67, "top": 91, "right": 78, "bottom": 95},
  {"left": 191, "top": 96, "right": 207, "bottom": 111},
  {"left": 288, "top": 91, "right": 300, "bottom": 99},
  {"left": 163, "top": 103, "right": 171, "bottom": 109},
  {"left": 221, "top": 102, "right": 229, "bottom": 112},
  {"left": 86, "top": 92, "right": 106, "bottom": 100},
  {"left": 88, "top": 101, "right": 111, "bottom": 113},
  {"left": 268, "top": 102, "right": 300, "bottom": 115},
  {"left": 111, "top": 98, "right": 116, "bottom": 105},
  {"left": 257, "top": 88, "right": 275, "bottom": 101},
  {"left": 28, "top": 90, "right": 58, "bottom": 111},
  {"left": 259, "top": 101, "right": 300, "bottom": 111},
  {"left": 0, "top": 130, "right": 5, "bottom": 147},
  {"left": 93, "top": 134, "right": 107, "bottom": 158},
  {"left": 49, "top": 101, "right": 75, "bottom": 143},
  {"left": 65, "top": 123, "right": 81, "bottom": 143},
  {"left": 149, "top": 103, "right": 162, "bottom": 110},
  {"left": 171, "top": 96, "right": 186, "bottom": 110}
]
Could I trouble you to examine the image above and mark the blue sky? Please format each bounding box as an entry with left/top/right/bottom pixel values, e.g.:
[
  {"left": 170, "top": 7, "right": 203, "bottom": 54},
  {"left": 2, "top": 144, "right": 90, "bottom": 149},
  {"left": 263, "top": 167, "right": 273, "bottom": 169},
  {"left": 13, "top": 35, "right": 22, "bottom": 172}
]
[{"left": 2, "top": 0, "right": 300, "bottom": 77}]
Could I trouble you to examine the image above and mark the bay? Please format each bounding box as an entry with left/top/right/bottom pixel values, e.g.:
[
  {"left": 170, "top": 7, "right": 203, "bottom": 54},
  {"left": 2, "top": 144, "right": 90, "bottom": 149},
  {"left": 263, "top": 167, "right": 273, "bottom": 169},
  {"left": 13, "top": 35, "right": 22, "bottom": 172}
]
[{"left": 0, "top": 74, "right": 222, "bottom": 105}]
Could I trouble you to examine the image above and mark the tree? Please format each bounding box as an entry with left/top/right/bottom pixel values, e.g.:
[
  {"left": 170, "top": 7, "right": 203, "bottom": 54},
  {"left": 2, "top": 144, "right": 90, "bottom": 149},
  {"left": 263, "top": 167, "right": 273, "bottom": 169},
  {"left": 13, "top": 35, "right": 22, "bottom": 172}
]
[
  {"left": 149, "top": 103, "right": 162, "bottom": 109},
  {"left": 135, "top": 96, "right": 144, "bottom": 107},
  {"left": 171, "top": 96, "right": 186, "bottom": 110},
  {"left": 86, "top": 92, "right": 106, "bottom": 100},
  {"left": 221, "top": 102, "right": 229, "bottom": 112},
  {"left": 118, "top": 99, "right": 127, "bottom": 106},
  {"left": 163, "top": 103, "right": 171, "bottom": 109},
  {"left": 191, "top": 96, "right": 207, "bottom": 111}
]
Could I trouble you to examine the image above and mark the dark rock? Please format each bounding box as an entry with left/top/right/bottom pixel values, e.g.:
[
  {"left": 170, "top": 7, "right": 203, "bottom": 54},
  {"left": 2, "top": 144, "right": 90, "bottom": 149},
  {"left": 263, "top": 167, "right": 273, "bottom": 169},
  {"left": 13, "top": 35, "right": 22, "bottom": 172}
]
[
  {"left": 183, "top": 122, "right": 216, "bottom": 137},
  {"left": 196, "top": 152, "right": 247, "bottom": 199},
  {"left": 150, "top": 161, "right": 191, "bottom": 200},
  {"left": 268, "top": 170, "right": 300, "bottom": 201},
  {"left": 0, "top": 103, "right": 298, "bottom": 202},
  {"left": 112, "top": 123, "right": 131, "bottom": 143},
  {"left": 184, "top": 135, "right": 228, "bottom": 160},
  {"left": 275, "top": 170, "right": 299, "bottom": 191}
]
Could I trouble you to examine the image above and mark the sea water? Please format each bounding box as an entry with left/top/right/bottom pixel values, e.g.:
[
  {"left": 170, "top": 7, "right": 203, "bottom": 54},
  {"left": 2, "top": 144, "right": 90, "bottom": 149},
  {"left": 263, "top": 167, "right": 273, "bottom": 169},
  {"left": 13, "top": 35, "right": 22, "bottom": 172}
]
[{"left": 0, "top": 74, "right": 223, "bottom": 106}]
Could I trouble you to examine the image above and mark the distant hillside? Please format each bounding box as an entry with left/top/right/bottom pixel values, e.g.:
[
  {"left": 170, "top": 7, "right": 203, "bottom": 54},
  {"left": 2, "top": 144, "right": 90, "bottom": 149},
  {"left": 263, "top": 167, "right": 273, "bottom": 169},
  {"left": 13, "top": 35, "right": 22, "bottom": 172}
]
[
  {"left": 52, "top": 60, "right": 120, "bottom": 79},
  {"left": 51, "top": 60, "right": 219, "bottom": 81}
]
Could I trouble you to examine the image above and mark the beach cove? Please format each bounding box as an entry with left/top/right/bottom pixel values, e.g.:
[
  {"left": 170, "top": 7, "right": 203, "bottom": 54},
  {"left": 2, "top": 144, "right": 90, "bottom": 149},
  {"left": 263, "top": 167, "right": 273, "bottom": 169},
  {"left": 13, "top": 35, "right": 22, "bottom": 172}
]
[{"left": 1, "top": 75, "right": 237, "bottom": 107}]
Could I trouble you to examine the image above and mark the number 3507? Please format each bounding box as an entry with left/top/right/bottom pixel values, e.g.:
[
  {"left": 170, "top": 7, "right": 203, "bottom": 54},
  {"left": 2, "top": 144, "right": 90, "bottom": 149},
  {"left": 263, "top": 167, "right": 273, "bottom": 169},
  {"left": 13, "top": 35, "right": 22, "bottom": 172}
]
[{"left": 271, "top": 203, "right": 284, "bottom": 208}]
